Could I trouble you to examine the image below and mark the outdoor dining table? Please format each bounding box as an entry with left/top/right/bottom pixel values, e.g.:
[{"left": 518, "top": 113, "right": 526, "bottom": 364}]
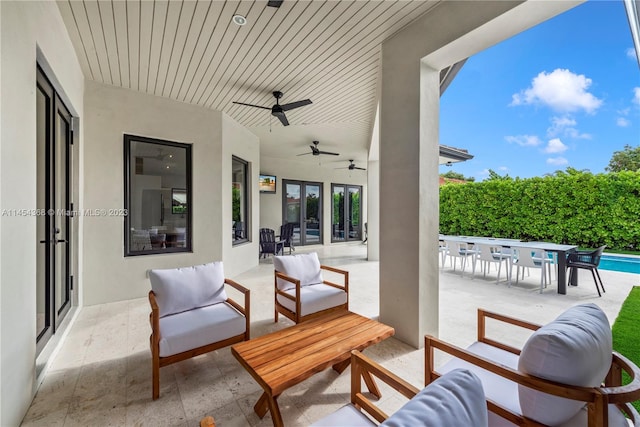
[{"left": 439, "top": 235, "right": 578, "bottom": 294}]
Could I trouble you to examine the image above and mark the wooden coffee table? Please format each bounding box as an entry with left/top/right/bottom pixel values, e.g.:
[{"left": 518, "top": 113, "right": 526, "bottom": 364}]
[{"left": 231, "top": 310, "right": 394, "bottom": 427}]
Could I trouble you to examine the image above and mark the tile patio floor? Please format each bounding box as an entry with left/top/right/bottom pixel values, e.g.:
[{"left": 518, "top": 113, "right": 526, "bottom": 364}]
[{"left": 21, "top": 243, "right": 639, "bottom": 426}]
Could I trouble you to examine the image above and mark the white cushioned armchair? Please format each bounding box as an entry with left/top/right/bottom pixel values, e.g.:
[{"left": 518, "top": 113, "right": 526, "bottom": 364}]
[
  {"left": 148, "top": 262, "right": 250, "bottom": 400},
  {"left": 273, "top": 252, "right": 348, "bottom": 324},
  {"left": 311, "top": 350, "right": 488, "bottom": 426},
  {"left": 426, "top": 303, "right": 640, "bottom": 426}
]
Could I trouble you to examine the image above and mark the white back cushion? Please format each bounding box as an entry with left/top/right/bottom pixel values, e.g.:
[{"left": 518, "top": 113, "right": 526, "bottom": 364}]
[
  {"left": 273, "top": 252, "right": 323, "bottom": 291},
  {"left": 149, "top": 262, "right": 227, "bottom": 317},
  {"left": 518, "top": 303, "right": 612, "bottom": 425},
  {"left": 381, "top": 369, "right": 488, "bottom": 427}
]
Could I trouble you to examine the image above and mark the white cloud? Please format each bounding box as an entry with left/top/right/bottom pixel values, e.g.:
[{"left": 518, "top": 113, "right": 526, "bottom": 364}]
[
  {"left": 627, "top": 47, "right": 638, "bottom": 61},
  {"left": 547, "top": 157, "right": 569, "bottom": 166},
  {"left": 617, "top": 117, "right": 631, "bottom": 127},
  {"left": 564, "top": 128, "right": 592, "bottom": 139},
  {"left": 544, "top": 138, "right": 568, "bottom": 154},
  {"left": 547, "top": 116, "right": 591, "bottom": 139},
  {"left": 505, "top": 135, "right": 543, "bottom": 147},
  {"left": 511, "top": 69, "right": 603, "bottom": 114},
  {"left": 634, "top": 87, "right": 640, "bottom": 106}
]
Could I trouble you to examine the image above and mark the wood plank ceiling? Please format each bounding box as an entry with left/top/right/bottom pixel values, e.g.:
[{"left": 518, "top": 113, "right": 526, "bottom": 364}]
[{"left": 57, "top": 0, "right": 440, "bottom": 162}]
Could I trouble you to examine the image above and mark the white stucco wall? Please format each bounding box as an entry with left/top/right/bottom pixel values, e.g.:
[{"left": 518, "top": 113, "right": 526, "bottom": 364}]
[
  {"left": 259, "top": 156, "right": 367, "bottom": 244},
  {"left": 83, "top": 81, "right": 259, "bottom": 305},
  {"left": 0, "top": 2, "right": 85, "bottom": 425},
  {"left": 222, "top": 114, "right": 261, "bottom": 275}
]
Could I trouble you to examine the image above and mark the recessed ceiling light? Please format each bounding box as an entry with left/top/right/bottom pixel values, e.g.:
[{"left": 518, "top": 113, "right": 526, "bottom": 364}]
[{"left": 233, "top": 15, "right": 247, "bottom": 26}]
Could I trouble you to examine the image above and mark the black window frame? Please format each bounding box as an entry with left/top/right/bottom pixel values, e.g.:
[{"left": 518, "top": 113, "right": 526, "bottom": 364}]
[
  {"left": 232, "top": 155, "right": 250, "bottom": 245},
  {"left": 124, "top": 134, "right": 193, "bottom": 256}
]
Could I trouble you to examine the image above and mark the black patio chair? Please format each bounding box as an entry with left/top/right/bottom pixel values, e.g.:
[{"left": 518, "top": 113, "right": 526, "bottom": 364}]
[
  {"left": 259, "top": 228, "right": 283, "bottom": 259},
  {"left": 278, "top": 223, "right": 295, "bottom": 254},
  {"left": 567, "top": 245, "right": 606, "bottom": 297}
]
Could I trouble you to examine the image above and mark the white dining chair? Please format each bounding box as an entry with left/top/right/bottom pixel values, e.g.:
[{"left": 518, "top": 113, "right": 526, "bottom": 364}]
[
  {"left": 444, "top": 240, "right": 476, "bottom": 277},
  {"left": 513, "top": 248, "right": 547, "bottom": 293},
  {"left": 474, "top": 243, "right": 511, "bottom": 284}
]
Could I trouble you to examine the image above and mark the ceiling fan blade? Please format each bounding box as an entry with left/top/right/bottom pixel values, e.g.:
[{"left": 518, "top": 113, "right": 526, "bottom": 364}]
[
  {"left": 281, "top": 99, "right": 312, "bottom": 111},
  {"left": 232, "top": 101, "right": 271, "bottom": 110},
  {"left": 274, "top": 111, "right": 289, "bottom": 126},
  {"left": 318, "top": 150, "right": 340, "bottom": 156}
]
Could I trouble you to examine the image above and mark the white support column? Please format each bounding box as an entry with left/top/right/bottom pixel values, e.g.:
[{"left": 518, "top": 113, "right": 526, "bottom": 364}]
[
  {"left": 379, "top": 44, "right": 440, "bottom": 348},
  {"left": 378, "top": 0, "right": 580, "bottom": 348}
]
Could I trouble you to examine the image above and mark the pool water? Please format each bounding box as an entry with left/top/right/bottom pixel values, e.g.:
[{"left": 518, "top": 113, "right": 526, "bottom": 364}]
[{"left": 598, "top": 255, "right": 640, "bottom": 274}]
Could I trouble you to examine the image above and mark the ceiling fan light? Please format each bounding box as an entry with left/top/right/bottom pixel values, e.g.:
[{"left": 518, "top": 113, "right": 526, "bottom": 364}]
[{"left": 232, "top": 15, "right": 247, "bottom": 26}]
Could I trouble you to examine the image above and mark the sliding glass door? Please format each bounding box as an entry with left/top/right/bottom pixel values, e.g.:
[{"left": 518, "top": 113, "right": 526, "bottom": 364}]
[
  {"left": 332, "top": 184, "right": 362, "bottom": 242},
  {"left": 283, "top": 180, "right": 323, "bottom": 246}
]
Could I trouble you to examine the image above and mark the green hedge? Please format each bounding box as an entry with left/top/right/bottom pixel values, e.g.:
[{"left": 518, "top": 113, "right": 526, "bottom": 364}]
[{"left": 439, "top": 171, "right": 640, "bottom": 251}]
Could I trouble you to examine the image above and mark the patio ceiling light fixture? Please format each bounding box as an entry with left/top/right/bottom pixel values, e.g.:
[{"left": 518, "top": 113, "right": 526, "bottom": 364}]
[{"left": 233, "top": 15, "right": 247, "bottom": 26}]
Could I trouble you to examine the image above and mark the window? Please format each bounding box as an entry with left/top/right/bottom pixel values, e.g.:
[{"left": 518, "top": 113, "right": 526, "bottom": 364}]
[
  {"left": 232, "top": 156, "right": 249, "bottom": 244},
  {"left": 124, "top": 134, "right": 192, "bottom": 256}
]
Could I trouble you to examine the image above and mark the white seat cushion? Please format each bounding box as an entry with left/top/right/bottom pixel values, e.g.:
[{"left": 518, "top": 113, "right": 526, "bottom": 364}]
[
  {"left": 274, "top": 252, "right": 323, "bottom": 291},
  {"left": 158, "top": 302, "right": 245, "bottom": 357},
  {"left": 381, "top": 369, "right": 488, "bottom": 427},
  {"left": 150, "top": 262, "right": 227, "bottom": 317},
  {"left": 487, "top": 404, "right": 630, "bottom": 427},
  {"left": 276, "top": 283, "right": 347, "bottom": 316},
  {"left": 438, "top": 341, "right": 521, "bottom": 417},
  {"left": 310, "top": 404, "right": 376, "bottom": 427},
  {"left": 517, "top": 303, "right": 612, "bottom": 425}
]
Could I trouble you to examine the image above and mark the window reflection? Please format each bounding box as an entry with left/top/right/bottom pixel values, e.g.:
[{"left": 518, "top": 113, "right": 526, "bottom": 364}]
[{"left": 124, "top": 135, "right": 191, "bottom": 255}]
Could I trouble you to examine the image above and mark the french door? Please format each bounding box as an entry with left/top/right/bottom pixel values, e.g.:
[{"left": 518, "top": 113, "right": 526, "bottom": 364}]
[
  {"left": 282, "top": 180, "right": 323, "bottom": 246},
  {"left": 331, "top": 184, "right": 362, "bottom": 242},
  {"left": 36, "top": 67, "right": 75, "bottom": 356}
]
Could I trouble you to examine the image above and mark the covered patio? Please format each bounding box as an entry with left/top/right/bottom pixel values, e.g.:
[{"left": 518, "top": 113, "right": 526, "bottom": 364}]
[{"left": 21, "top": 243, "right": 638, "bottom": 426}]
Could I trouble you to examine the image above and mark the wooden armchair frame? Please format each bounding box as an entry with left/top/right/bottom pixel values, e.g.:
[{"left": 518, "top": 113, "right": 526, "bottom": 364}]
[
  {"left": 349, "top": 350, "right": 420, "bottom": 423},
  {"left": 425, "top": 309, "right": 640, "bottom": 427},
  {"left": 274, "top": 264, "right": 348, "bottom": 324},
  {"left": 149, "top": 278, "right": 250, "bottom": 400}
]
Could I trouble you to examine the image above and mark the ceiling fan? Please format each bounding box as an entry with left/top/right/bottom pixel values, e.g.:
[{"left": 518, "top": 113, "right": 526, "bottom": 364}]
[
  {"left": 137, "top": 150, "right": 174, "bottom": 161},
  {"left": 297, "top": 140, "right": 340, "bottom": 157},
  {"left": 336, "top": 160, "right": 366, "bottom": 171},
  {"left": 233, "top": 91, "right": 311, "bottom": 126}
]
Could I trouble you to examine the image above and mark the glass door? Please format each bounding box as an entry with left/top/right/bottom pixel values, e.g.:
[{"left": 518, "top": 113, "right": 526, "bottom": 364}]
[
  {"left": 331, "top": 184, "right": 362, "bottom": 242},
  {"left": 36, "top": 67, "right": 74, "bottom": 356},
  {"left": 304, "top": 184, "right": 321, "bottom": 244},
  {"left": 283, "top": 180, "right": 323, "bottom": 246},
  {"left": 332, "top": 185, "right": 345, "bottom": 241}
]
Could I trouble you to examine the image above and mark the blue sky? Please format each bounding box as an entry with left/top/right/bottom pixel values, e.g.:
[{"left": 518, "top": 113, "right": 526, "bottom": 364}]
[{"left": 440, "top": 0, "right": 640, "bottom": 181}]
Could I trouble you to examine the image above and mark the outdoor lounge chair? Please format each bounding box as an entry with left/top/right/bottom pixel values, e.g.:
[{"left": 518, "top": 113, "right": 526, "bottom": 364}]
[
  {"left": 259, "top": 228, "right": 284, "bottom": 259},
  {"left": 425, "top": 303, "right": 640, "bottom": 426},
  {"left": 278, "top": 223, "right": 295, "bottom": 254},
  {"left": 273, "top": 252, "right": 348, "bottom": 324},
  {"left": 311, "top": 351, "right": 488, "bottom": 426},
  {"left": 568, "top": 245, "right": 606, "bottom": 297},
  {"left": 148, "top": 262, "right": 250, "bottom": 400}
]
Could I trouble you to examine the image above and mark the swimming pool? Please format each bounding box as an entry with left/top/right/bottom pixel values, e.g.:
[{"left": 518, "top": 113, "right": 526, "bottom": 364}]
[{"left": 598, "top": 254, "right": 640, "bottom": 274}]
